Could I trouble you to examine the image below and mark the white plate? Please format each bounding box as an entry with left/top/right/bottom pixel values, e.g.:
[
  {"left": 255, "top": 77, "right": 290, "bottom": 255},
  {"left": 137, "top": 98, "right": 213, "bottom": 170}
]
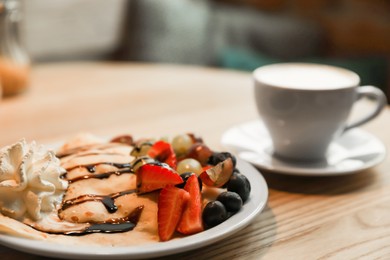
[
  {"left": 0, "top": 159, "right": 268, "bottom": 259},
  {"left": 221, "top": 120, "right": 387, "bottom": 176}
]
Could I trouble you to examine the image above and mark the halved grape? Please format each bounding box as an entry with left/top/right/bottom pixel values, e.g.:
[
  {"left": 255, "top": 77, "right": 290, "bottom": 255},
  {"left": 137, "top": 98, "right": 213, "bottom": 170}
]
[
  {"left": 172, "top": 134, "right": 193, "bottom": 156},
  {"left": 131, "top": 156, "right": 155, "bottom": 173},
  {"left": 130, "top": 141, "right": 153, "bottom": 157},
  {"left": 176, "top": 158, "right": 203, "bottom": 175}
]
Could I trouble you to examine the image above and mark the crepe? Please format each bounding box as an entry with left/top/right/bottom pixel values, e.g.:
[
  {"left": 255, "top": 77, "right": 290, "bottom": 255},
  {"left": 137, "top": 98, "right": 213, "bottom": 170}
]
[{"left": 0, "top": 134, "right": 160, "bottom": 246}]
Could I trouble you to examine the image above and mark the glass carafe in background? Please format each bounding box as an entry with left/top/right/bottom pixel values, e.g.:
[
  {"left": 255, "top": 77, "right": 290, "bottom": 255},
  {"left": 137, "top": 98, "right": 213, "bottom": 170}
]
[{"left": 0, "top": 0, "right": 29, "bottom": 97}]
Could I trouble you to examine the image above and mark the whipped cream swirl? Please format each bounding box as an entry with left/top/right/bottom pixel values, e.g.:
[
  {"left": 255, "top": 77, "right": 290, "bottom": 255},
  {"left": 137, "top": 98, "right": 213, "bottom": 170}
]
[{"left": 0, "top": 140, "right": 68, "bottom": 220}]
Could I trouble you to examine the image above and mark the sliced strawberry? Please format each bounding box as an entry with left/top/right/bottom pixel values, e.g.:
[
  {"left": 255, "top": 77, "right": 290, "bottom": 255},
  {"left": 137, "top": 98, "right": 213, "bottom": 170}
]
[
  {"left": 199, "top": 158, "right": 234, "bottom": 188},
  {"left": 158, "top": 185, "right": 190, "bottom": 241},
  {"left": 136, "top": 163, "right": 183, "bottom": 194},
  {"left": 177, "top": 174, "right": 204, "bottom": 235},
  {"left": 148, "top": 140, "right": 177, "bottom": 169}
]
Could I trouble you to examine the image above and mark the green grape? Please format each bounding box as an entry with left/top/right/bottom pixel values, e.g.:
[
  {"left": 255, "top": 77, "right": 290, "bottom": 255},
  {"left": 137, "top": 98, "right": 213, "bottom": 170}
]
[
  {"left": 172, "top": 134, "right": 193, "bottom": 156},
  {"left": 176, "top": 158, "right": 203, "bottom": 175},
  {"left": 131, "top": 156, "right": 155, "bottom": 173},
  {"left": 130, "top": 141, "right": 153, "bottom": 157}
]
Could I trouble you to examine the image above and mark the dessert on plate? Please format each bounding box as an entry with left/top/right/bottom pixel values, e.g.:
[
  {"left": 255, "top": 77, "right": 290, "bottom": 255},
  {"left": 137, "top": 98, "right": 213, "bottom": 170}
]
[{"left": 0, "top": 133, "right": 251, "bottom": 246}]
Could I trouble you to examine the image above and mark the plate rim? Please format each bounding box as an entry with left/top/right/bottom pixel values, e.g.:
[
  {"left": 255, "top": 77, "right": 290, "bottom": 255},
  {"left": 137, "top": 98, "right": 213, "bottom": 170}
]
[
  {"left": 221, "top": 120, "right": 387, "bottom": 176},
  {"left": 0, "top": 159, "right": 268, "bottom": 259}
]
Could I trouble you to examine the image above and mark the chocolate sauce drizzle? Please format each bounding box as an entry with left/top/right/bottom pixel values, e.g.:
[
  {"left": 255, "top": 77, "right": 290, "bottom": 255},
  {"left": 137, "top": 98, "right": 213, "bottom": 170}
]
[
  {"left": 58, "top": 187, "right": 142, "bottom": 236},
  {"left": 68, "top": 168, "right": 133, "bottom": 183},
  {"left": 62, "top": 206, "right": 144, "bottom": 236},
  {"left": 56, "top": 147, "right": 149, "bottom": 236},
  {"left": 63, "top": 162, "right": 134, "bottom": 183},
  {"left": 66, "top": 162, "right": 132, "bottom": 173},
  {"left": 60, "top": 189, "right": 137, "bottom": 213}
]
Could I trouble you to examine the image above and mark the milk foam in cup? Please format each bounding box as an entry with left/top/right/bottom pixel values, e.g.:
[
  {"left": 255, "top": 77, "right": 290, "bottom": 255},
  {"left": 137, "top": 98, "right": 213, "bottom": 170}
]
[{"left": 253, "top": 63, "right": 387, "bottom": 161}]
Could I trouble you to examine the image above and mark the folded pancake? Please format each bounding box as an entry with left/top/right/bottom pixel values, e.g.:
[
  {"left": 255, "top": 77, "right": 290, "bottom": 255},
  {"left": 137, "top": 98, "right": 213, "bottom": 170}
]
[
  {"left": 57, "top": 134, "right": 159, "bottom": 238},
  {"left": 0, "top": 134, "right": 160, "bottom": 246}
]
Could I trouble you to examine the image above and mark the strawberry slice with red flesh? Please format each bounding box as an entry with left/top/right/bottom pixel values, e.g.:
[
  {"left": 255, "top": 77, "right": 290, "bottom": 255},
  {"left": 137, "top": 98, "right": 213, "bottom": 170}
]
[
  {"left": 147, "top": 140, "right": 177, "bottom": 169},
  {"left": 158, "top": 185, "right": 190, "bottom": 241},
  {"left": 137, "top": 163, "right": 183, "bottom": 194},
  {"left": 177, "top": 174, "right": 204, "bottom": 235}
]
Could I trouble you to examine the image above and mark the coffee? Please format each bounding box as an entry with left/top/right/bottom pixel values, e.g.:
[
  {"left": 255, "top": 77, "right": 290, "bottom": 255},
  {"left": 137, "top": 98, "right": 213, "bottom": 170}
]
[
  {"left": 254, "top": 63, "right": 386, "bottom": 161},
  {"left": 254, "top": 63, "right": 359, "bottom": 90}
]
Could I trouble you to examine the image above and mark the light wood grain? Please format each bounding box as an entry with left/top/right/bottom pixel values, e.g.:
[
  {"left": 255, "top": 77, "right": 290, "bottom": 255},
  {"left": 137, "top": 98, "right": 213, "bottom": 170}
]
[{"left": 0, "top": 62, "right": 389, "bottom": 260}]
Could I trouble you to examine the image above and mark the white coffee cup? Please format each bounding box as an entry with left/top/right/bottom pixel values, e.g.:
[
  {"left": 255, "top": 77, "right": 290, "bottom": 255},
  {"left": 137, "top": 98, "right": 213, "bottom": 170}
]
[{"left": 254, "top": 63, "right": 387, "bottom": 161}]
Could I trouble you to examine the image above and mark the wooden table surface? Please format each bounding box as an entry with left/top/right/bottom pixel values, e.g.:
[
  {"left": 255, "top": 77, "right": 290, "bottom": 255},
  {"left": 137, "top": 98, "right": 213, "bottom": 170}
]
[{"left": 0, "top": 62, "right": 389, "bottom": 260}]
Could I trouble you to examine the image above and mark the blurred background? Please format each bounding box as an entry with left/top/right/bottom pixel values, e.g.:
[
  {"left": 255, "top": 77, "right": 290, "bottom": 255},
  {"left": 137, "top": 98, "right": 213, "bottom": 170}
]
[{"left": 15, "top": 0, "right": 390, "bottom": 99}]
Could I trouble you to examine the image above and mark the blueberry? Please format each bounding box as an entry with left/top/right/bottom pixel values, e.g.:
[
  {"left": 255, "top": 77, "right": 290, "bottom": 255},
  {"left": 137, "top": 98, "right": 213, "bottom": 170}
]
[
  {"left": 222, "top": 168, "right": 240, "bottom": 188},
  {"left": 202, "top": 201, "right": 228, "bottom": 228},
  {"left": 217, "top": 191, "right": 243, "bottom": 213},
  {"left": 226, "top": 172, "right": 251, "bottom": 202},
  {"left": 208, "top": 152, "right": 237, "bottom": 167},
  {"left": 176, "top": 172, "right": 202, "bottom": 190}
]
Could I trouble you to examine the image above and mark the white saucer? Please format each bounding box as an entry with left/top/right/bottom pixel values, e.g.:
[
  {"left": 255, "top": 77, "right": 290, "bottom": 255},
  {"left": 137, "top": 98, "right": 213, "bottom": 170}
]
[{"left": 221, "top": 120, "right": 387, "bottom": 176}]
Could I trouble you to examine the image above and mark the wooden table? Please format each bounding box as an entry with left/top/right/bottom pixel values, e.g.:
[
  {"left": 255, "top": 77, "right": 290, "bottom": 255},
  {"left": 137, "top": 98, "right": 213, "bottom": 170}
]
[{"left": 0, "top": 62, "right": 389, "bottom": 259}]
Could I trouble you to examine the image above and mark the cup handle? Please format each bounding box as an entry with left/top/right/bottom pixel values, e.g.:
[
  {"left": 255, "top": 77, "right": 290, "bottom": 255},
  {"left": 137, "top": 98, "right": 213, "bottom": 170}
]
[{"left": 344, "top": 86, "right": 387, "bottom": 131}]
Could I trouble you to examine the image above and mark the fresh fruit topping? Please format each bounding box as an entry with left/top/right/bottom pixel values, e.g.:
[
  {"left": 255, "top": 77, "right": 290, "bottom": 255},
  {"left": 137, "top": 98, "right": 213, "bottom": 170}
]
[
  {"left": 172, "top": 134, "right": 193, "bottom": 157},
  {"left": 216, "top": 191, "right": 243, "bottom": 213},
  {"left": 110, "top": 135, "right": 134, "bottom": 145},
  {"left": 130, "top": 156, "right": 156, "bottom": 173},
  {"left": 136, "top": 163, "right": 183, "bottom": 194},
  {"left": 147, "top": 140, "right": 177, "bottom": 169},
  {"left": 226, "top": 172, "right": 251, "bottom": 202},
  {"left": 199, "top": 158, "right": 234, "bottom": 188},
  {"left": 208, "top": 152, "right": 237, "bottom": 168},
  {"left": 158, "top": 185, "right": 190, "bottom": 241},
  {"left": 176, "top": 158, "right": 203, "bottom": 176},
  {"left": 186, "top": 143, "right": 213, "bottom": 166},
  {"left": 177, "top": 174, "right": 204, "bottom": 235},
  {"left": 131, "top": 141, "right": 153, "bottom": 157},
  {"left": 202, "top": 201, "right": 228, "bottom": 229},
  {"left": 202, "top": 165, "right": 212, "bottom": 172},
  {"left": 187, "top": 133, "right": 203, "bottom": 144},
  {"left": 177, "top": 172, "right": 202, "bottom": 191}
]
